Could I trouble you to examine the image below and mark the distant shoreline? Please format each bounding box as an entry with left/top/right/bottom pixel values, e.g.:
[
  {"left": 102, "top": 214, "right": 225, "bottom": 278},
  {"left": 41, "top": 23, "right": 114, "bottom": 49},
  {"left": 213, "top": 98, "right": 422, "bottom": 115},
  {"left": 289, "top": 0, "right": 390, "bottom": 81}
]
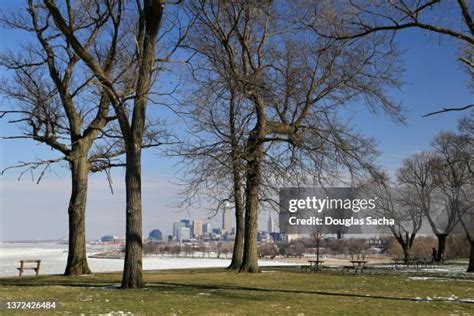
[{"left": 0, "top": 240, "right": 67, "bottom": 244}]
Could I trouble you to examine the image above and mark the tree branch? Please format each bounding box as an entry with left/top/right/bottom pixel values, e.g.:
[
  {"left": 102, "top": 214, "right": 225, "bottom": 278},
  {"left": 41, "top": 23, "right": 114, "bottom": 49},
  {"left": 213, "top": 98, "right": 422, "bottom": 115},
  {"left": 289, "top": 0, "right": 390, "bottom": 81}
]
[{"left": 423, "top": 104, "right": 474, "bottom": 117}]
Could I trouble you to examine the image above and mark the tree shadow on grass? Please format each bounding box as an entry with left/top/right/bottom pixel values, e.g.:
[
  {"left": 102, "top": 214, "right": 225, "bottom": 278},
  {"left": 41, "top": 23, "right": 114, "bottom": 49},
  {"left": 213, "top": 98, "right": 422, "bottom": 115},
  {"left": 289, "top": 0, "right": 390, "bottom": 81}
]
[
  {"left": 146, "top": 281, "right": 423, "bottom": 303},
  {"left": 1, "top": 276, "right": 472, "bottom": 305}
]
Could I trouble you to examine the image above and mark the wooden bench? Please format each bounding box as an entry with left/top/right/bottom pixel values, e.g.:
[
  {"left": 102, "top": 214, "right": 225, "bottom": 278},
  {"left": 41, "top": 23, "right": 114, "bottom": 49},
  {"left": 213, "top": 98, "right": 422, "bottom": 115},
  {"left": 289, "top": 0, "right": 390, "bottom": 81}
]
[{"left": 17, "top": 260, "right": 41, "bottom": 276}]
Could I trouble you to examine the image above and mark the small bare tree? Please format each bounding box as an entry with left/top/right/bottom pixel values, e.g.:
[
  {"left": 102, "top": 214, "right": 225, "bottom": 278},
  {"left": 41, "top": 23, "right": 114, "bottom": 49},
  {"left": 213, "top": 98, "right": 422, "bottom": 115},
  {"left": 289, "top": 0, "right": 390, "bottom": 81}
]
[
  {"left": 366, "top": 171, "right": 423, "bottom": 262},
  {"left": 431, "top": 131, "right": 473, "bottom": 263},
  {"left": 396, "top": 151, "right": 451, "bottom": 260},
  {"left": 457, "top": 111, "right": 474, "bottom": 271}
]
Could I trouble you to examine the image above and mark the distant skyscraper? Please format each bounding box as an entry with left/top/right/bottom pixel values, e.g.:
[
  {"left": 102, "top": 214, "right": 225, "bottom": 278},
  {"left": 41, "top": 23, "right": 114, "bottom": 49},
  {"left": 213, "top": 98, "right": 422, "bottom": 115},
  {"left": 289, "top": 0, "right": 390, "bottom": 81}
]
[
  {"left": 202, "top": 222, "right": 212, "bottom": 234},
  {"left": 177, "top": 227, "right": 190, "bottom": 241},
  {"left": 268, "top": 211, "right": 274, "bottom": 233},
  {"left": 222, "top": 202, "right": 232, "bottom": 232},
  {"left": 173, "top": 222, "right": 185, "bottom": 239},
  {"left": 192, "top": 220, "right": 203, "bottom": 238},
  {"left": 180, "top": 219, "right": 191, "bottom": 228}
]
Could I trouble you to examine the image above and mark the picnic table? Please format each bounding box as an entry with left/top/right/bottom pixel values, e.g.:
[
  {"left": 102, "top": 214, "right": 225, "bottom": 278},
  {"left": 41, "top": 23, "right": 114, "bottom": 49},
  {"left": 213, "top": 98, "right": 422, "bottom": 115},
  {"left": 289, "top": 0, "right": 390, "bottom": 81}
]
[
  {"left": 343, "top": 260, "right": 367, "bottom": 273},
  {"left": 392, "top": 258, "right": 440, "bottom": 269}
]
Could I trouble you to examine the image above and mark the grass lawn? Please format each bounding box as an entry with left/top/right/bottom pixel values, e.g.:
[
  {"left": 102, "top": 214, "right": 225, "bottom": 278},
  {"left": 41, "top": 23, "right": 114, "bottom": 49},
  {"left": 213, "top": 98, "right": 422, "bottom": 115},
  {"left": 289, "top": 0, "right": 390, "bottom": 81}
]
[{"left": 0, "top": 268, "right": 473, "bottom": 315}]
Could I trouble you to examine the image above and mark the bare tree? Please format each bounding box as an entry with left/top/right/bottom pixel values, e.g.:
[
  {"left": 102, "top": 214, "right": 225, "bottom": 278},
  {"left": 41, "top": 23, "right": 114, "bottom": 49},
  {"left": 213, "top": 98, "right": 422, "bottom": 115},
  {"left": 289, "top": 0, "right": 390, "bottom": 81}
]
[
  {"left": 458, "top": 210, "right": 474, "bottom": 272},
  {"left": 0, "top": 0, "right": 128, "bottom": 275},
  {"left": 186, "top": 0, "right": 403, "bottom": 273},
  {"left": 308, "top": 0, "right": 474, "bottom": 116},
  {"left": 43, "top": 0, "right": 183, "bottom": 288},
  {"left": 432, "top": 132, "right": 473, "bottom": 262},
  {"left": 442, "top": 114, "right": 473, "bottom": 272},
  {"left": 366, "top": 171, "right": 423, "bottom": 262},
  {"left": 175, "top": 80, "right": 248, "bottom": 270},
  {"left": 396, "top": 152, "right": 450, "bottom": 260}
]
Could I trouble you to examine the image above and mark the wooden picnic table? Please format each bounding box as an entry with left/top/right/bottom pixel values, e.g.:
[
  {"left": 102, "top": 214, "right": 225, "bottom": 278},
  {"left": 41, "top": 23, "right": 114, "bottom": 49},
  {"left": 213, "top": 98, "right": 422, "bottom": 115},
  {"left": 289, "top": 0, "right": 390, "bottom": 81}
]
[
  {"left": 392, "top": 258, "right": 439, "bottom": 270},
  {"left": 348, "top": 260, "right": 367, "bottom": 273}
]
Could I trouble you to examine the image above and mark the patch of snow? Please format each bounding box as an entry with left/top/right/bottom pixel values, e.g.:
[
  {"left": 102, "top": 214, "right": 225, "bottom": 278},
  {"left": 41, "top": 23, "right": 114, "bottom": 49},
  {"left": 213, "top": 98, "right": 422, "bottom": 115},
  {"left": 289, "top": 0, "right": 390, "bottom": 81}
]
[{"left": 408, "top": 277, "right": 429, "bottom": 280}]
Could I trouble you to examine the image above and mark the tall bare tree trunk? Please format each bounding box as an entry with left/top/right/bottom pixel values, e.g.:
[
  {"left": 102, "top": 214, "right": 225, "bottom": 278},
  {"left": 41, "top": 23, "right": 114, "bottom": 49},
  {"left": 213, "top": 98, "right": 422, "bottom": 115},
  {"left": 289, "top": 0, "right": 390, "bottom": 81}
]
[
  {"left": 121, "top": 0, "right": 162, "bottom": 288},
  {"left": 467, "top": 240, "right": 474, "bottom": 273},
  {"left": 64, "top": 149, "right": 91, "bottom": 275},
  {"left": 122, "top": 147, "right": 144, "bottom": 288},
  {"left": 239, "top": 135, "right": 262, "bottom": 273},
  {"left": 436, "top": 233, "right": 448, "bottom": 261},
  {"left": 228, "top": 184, "right": 244, "bottom": 269},
  {"left": 228, "top": 89, "right": 245, "bottom": 270}
]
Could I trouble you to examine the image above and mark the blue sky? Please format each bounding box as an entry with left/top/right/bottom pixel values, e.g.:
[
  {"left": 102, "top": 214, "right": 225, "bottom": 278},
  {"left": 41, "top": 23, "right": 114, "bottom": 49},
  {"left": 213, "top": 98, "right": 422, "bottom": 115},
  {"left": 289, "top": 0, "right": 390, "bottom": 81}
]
[{"left": 0, "top": 2, "right": 472, "bottom": 241}]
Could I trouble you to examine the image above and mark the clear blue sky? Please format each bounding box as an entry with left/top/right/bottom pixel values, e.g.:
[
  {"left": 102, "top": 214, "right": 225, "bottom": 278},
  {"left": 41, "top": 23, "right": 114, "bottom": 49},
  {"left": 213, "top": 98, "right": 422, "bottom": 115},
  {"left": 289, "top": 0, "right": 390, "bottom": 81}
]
[{"left": 0, "top": 2, "right": 472, "bottom": 241}]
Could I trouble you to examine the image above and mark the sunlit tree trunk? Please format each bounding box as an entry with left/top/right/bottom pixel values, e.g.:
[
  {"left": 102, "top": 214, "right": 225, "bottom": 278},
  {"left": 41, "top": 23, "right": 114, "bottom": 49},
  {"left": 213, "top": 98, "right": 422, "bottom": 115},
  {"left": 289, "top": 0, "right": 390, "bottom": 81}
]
[
  {"left": 239, "top": 134, "right": 262, "bottom": 273},
  {"left": 65, "top": 146, "right": 92, "bottom": 275},
  {"left": 122, "top": 146, "right": 144, "bottom": 288}
]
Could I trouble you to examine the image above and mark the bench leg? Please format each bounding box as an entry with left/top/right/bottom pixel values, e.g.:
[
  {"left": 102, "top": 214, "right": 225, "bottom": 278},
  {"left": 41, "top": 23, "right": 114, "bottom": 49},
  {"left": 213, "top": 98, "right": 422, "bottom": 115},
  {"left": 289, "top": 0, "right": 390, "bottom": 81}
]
[{"left": 18, "top": 261, "right": 24, "bottom": 277}]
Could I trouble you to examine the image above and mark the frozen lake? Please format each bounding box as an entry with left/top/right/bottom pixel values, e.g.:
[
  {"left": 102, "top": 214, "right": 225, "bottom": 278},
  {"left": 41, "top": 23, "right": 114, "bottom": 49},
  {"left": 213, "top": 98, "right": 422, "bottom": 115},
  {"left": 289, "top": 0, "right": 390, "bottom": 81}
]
[{"left": 0, "top": 243, "right": 291, "bottom": 277}]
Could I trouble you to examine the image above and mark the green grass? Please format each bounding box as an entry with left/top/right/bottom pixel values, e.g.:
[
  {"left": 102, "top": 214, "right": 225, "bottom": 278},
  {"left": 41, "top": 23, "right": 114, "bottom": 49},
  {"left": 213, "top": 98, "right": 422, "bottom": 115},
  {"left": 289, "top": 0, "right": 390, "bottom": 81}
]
[{"left": 0, "top": 268, "right": 473, "bottom": 315}]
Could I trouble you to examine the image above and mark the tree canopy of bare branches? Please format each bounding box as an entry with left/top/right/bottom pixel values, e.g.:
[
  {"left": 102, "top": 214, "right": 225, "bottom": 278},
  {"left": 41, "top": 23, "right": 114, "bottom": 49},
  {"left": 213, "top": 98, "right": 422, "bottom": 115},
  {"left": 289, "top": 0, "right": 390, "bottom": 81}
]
[
  {"left": 183, "top": 0, "right": 404, "bottom": 273},
  {"left": 307, "top": 0, "right": 474, "bottom": 116}
]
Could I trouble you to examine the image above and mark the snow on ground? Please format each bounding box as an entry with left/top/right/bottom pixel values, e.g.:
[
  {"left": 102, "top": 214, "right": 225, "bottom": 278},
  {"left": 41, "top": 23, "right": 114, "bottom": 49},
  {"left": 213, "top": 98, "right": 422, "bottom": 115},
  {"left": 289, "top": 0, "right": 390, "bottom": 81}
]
[
  {"left": 1, "top": 243, "right": 472, "bottom": 278},
  {"left": 0, "top": 243, "right": 293, "bottom": 277}
]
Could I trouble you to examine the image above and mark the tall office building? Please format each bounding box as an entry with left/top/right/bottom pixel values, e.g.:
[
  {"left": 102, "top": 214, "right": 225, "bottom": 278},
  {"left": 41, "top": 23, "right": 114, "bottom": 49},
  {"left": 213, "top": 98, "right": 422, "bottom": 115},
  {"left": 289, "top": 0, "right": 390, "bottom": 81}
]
[
  {"left": 192, "top": 220, "right": 203, "bottom": 238},
  {"left": 268, "top": 211, "right": 274, "bottom": 233},
  {"left": 173, "top": 222, "right": 185, "bottom": 239},
  {"left": 222, "top": 202, "right": 232, "bottom": 232},
  {"left": 202, "top": 222, "right": 212, "bottom": 234},
  {"left": 180, "top": 219, "right": 191, "bottom": 228},
  {"left": 177, "top": 227, "right": 190, "bottom": 241}
]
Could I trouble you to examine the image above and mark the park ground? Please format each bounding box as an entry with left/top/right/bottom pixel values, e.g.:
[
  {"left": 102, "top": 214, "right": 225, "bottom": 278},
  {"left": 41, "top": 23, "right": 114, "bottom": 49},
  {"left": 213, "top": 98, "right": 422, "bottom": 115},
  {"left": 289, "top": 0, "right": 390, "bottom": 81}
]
[{"left": 0, "top": 267, "right": 473, "bottom": 315}]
